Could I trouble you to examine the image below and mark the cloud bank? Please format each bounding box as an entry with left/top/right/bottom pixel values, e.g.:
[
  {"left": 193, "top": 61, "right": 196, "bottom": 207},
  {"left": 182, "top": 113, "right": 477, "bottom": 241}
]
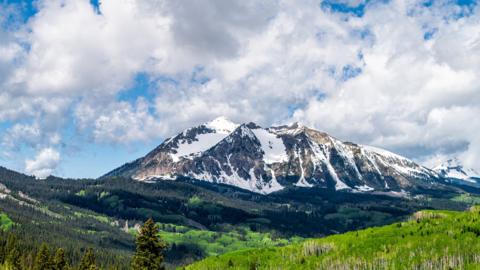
[{"left": 0, "top": 0, "right": 479, "bottom": 177}]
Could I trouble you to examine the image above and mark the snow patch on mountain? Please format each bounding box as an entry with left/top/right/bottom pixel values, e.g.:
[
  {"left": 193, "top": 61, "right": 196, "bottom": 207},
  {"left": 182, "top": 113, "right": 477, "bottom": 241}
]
[
  {"left": 362, "top": 145, "right": 408, "bottom": 161},
  {"left": 190, "top": 160, "right": 283, "bottom": 194},
  {"left": 171, "top": 133, "right": 228, "bottom": 161},
  {"left": 237, "top": 125, "right": 256, "bottom": 139},
  {"left": 170, "top": 117, "right": 239, "bottom": 161},
  {"left": 354, "top": 184, "right": 374, "bottom": 192},
  {"left": 434, "top": 158, "right": 479, "bottom": 183},
  {"left": 252, "top": 128, "right": 288, "bottom": 164},
  {"left": 329, "top": 163, "right": 350, "bottom": 190},
  {"left": 363, "top": 145, "right": 431, "bottom": 178},
  {"left": 267, "top": 169, "right": 284, "bottom": 192},
  {"left": 205, "top": 116, "right": 238, "bottom": 134},
  {"left": 134, "top": 173, "right": 176, "bottom": 181},
  {"left": 269, "top": 122, "right": 305, "bottom": 136},
  {"left": 361, "top": 148, "right": 383, "bottom": 176},
  {"left": 307, "top": 139, "right": 350, "bottom": 190},
  {"left": 293, "top": 148, "right": 313, "bottom": 187},
  {"left": 332, "top": 140, "right": 362, "bottom": 180}
]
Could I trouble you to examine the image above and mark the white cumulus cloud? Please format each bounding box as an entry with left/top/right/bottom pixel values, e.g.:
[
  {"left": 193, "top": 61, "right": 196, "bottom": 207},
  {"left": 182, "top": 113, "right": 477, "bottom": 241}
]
[
  {"left": 0, "top": 0, "right": 479, "bottom": 176},
  {"left": 25, "top": 148, "right": 61, "bottom": 179}
]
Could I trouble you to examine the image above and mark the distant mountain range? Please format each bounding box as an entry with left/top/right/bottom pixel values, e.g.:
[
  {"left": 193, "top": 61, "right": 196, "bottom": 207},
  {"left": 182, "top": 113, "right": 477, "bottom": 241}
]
[
  {"left": 434, "top": 158, "right": 480, "bottom": 187},
  {"left": 104, "top": 117, "right": 455, "bottom": 194}
]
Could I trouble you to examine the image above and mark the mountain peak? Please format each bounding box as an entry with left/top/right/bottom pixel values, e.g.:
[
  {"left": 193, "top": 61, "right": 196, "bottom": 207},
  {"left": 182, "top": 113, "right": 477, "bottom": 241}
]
[
  {"left": 269, "top": 122, "right": 307, "bottom": 136},
  {"left": 434, "top": 158, "right": 461, "bottom": 169},
  {"left": 434, "top": 158, "right": 479, "bottom": 181},
  {"left": 104, "top": 118, "right": 441, "bottom": 194},
  {"left": 205, "top": 116, "right": 238, "bottom": 134}
]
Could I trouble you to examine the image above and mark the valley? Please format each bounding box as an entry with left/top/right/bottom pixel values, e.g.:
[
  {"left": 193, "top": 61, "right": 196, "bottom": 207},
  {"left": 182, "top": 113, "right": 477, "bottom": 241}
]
[{"left": 1, "top": 164, "right": 479, "bottom": 269}]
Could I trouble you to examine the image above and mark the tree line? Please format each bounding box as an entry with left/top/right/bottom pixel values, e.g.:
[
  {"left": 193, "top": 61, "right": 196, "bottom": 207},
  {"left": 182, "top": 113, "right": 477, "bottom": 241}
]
[{"left": 0, "top": 219, "right": 166, "bottom": 270}]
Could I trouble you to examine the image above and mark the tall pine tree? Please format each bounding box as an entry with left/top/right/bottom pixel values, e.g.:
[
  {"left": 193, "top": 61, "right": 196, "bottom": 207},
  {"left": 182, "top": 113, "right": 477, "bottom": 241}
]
[
  {"left": 53, "top": 248, "right": 67, "bottom": 270},
  {"left": 5, "top": 234, "right": 21, "bottom": 270},
  {"left": 79, "top": 248, "right": 97, "bottom": 270},
  {"left": 131, "top": 218, "right": 167, "bottom": 270},
  {"left": 5, "top": 246, "right": 21, "bottom": 270},
  {"left": 33, "top": 243, "right": 53, "bottom": 270}
]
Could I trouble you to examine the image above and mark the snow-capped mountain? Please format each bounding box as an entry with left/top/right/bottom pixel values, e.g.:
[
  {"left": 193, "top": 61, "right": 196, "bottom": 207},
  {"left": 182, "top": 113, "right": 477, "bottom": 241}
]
[
  {"left": 434, "top": 158, "right": 480, "bottom": 185},
  {"left": 104, "top": 117, "right": 442, "bottom": 194}
]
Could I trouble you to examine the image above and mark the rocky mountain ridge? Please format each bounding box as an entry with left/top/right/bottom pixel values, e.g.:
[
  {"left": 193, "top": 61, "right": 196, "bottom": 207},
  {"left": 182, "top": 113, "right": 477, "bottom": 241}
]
[
  {"left": 434, "top": 158, "right": 480, "bottom": 187},
  {"left": 104, "top": 117, "right": 442, "bottom": 194}
]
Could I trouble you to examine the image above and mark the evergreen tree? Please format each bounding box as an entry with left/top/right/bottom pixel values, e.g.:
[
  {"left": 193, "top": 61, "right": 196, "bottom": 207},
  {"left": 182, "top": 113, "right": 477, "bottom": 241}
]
[
  {"left": 5, "top": 247, "right": 21, "bottom": 270},
  {"left": 34, "top": 243, "right": 53, "bottom": 270},
  {"left": 5, "top": 234, "right": 21, "bottom": 270},
  {"left": 53, "top": 248, "right": 67, "bottom": 270},
  {"left": 0, "top": 234, "right": 6, "bottom": 265},
  {"left": 131, "top": 218, "right": 167, "bottom": 270},
  {"left": 23, "top": 252, "right": 35, "bottom": 270},
  {"left": 4, "top": 233, "right": 16, "bottom": 258},
  {"left": 78, "top": 248, "right": 97, "bottom": 270}
]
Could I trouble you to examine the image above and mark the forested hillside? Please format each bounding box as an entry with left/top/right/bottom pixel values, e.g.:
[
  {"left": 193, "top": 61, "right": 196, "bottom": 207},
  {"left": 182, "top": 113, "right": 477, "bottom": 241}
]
[
  {"left": 0, "top": 214, "right": 167, "bottom": 270},
  {"left": 0, "top": 166, "right": 478, "bottom": 268},
  {"left": 186, "top": 207, "right": 480, "bottom": 269}
]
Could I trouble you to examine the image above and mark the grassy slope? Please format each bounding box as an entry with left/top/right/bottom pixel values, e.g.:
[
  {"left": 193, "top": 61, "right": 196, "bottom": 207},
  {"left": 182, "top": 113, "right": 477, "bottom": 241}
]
[
  {"left": 156, "top": 223, "right": 303, "bottom": 257},
  {"left": 186, "top": 207, "right": 480, "bottom": 270}
]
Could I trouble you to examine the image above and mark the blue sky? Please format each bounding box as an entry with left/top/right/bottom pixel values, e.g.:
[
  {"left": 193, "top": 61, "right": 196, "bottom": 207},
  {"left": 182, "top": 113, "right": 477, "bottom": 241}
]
[{"left": 0, "top": 0, "right": 479, "bottom": 178}]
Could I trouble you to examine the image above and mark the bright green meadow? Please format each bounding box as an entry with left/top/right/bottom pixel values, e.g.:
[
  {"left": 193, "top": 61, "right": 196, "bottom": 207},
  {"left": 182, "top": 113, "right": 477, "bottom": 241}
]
[{"left": 185, "top": 207, "right": 480, "bottom": 270}]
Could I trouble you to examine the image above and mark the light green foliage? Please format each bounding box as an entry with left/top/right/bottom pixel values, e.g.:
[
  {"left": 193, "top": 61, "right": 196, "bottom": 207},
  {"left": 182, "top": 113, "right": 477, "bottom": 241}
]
[
  {"left": 157, "top": 223, "right": 302, "bottom": 257},
  {"left": 186, "top": 208, "right": 480, "bottom": 269},
  {"left": 75, "top": 190, "right": 87, "bottom": 197},
  {"left": 452, "top": 193, "right": 480, "bottom": 205},
  {"left": 73, "top": 211, "right": 110, "bottom": 224},
  {"left": 0, "top": 213, "right": 13, "bottom": 231},
  {"left": 99, "top": 191, "right": 110, "bottom": 199},
  {"left": 187, "top": 196, "right": 202, "bottom": 207}
]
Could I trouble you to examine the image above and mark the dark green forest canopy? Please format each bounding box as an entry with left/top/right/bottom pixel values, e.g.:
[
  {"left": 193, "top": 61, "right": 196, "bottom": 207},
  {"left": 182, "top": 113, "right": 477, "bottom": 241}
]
[{"left": 0, "top": 166, "right": 479, "bottom": 268}]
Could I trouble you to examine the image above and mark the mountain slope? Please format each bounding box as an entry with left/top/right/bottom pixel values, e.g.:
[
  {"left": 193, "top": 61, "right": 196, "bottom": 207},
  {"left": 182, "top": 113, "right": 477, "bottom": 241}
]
[
  {"left": 4, "top": 165, "right": 463, "bottom": 268},
  {"left": 105, "top": 117, "right": 441, "bottom": 194},
  {"left": 104, "top": 116, "right": 238, "bottom": 180},
  {"left": 186, "top": 207, "right": 480, "bottom": 270},
  {"left": 434, "top": 158, "right": 480, "bottom": 187},
  {"left": 0, "top": 166, "right": 134, "bottom": 268}
]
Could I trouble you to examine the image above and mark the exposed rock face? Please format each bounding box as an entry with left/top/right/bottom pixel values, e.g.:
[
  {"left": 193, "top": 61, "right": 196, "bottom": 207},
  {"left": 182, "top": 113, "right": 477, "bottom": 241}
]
[{"left": 104, "top": 117, "right": 441, "bottom": 194}]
